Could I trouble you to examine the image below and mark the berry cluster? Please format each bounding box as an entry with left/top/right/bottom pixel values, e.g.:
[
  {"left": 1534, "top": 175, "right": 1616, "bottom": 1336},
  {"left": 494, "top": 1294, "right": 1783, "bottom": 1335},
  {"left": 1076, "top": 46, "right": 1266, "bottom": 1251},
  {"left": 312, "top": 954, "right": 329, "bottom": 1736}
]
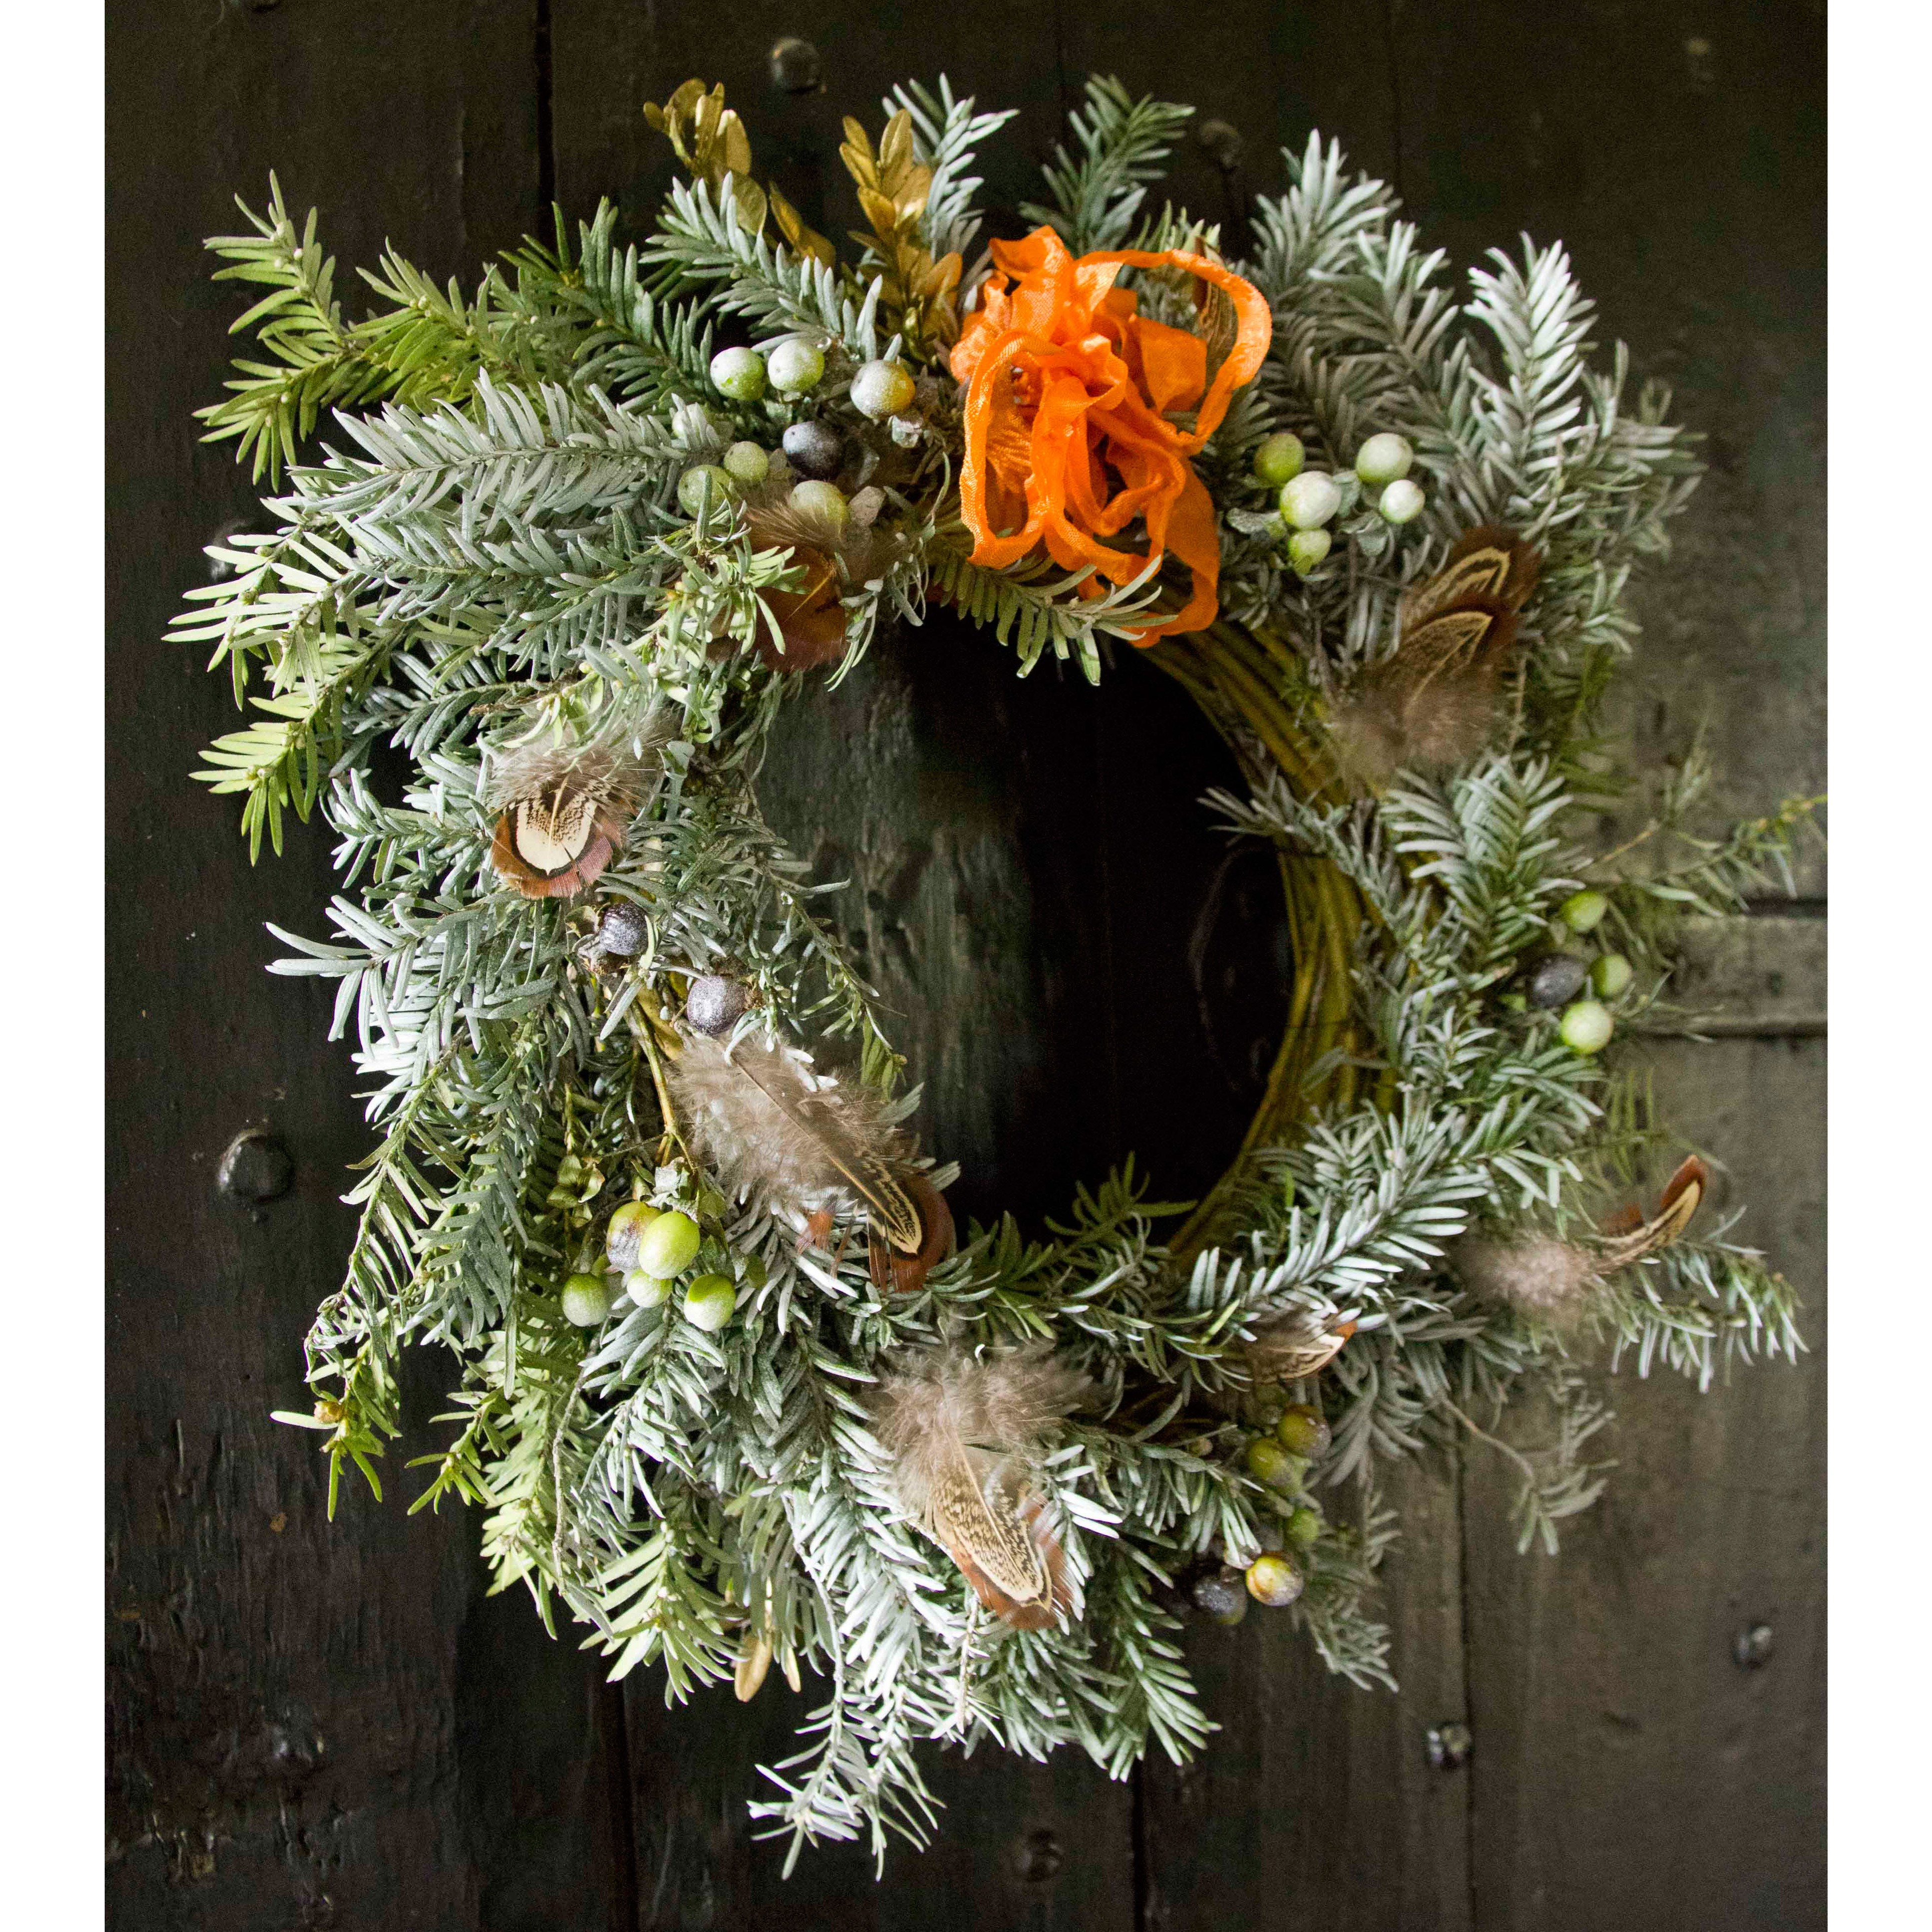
[
  {"left": 1504, "top": 888, "right": 1637, "bottom": 1057},
  {"left": 1249, "top": 430, "right": 1427, "bottom": 576}
]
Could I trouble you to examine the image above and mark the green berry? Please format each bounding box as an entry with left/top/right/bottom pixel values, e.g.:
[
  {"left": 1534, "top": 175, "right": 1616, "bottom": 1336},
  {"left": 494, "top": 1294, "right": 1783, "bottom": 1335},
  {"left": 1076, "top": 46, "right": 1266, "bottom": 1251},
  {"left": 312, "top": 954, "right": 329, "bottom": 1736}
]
[
  {"left": 560, "top": 1272, "right": 616, "bottom": 1327},
  {"left": 1560, "top": 889, "right": 1610, "bottom": 934},
  {"left": 1559, "top": 999, "right": 1614, "bottom": 1054},
  {"left": 625, "top": 1268, "right": 672, "bottom": 1310},
  {"left": 1252, "top": 431, "right": 1306, "bottom": 486},
  {"left": 850, "top": 359, "right": 916, "bottom": 420},
  {"left": 1286, "top": 1505, "right": 1322, "bottom": 1549},
  {"left": 723, "top": 440, "right": 770, "bottom": 485},
  {"left": 682, "top": 1273, "right": 738, "bottom": 1332},
  {"left": 1378, "top": 479, "right": 1426, "bottom": 524},
  {"left": 1355, "top": 432, "right": 1415, "bottom": 486},
  {"left": 677, "top": 464, "right": 735, "bottom": 517},
  {"left": 1245, "top": 1553, "right": 1306, "bottom": 1608},
  {"left": 1190, "top": 1565, "right": 1250, "bottom": 1625},
  {"left": 1591, "top": 952, "right": 1633, "bottom": 998},
  {"left": 709, "top": 345, "right": 767, "bottom": 402},
  {"left": 606, "top": 1200, "right": 662, "bottom": 1272},
  {"left": 767, "top": 338, "right": 826, "bottom": 394},
  {"left": 636, "top": 1210, "right": 701, "bottom": 1280},
  {"left": 1245, "top": 1438, "right": 1301, "bottom": 1491},
  {"left": 1276, "top": 1405, "right": 1332, "bottom": 1458},
  {"left": 1280, "top": 471, "right": 1342, "bottom": 529},
  {"left": 1287, "top": 528, "right": 1331, "bottom": 577},
  {"left": 789, "top": 480, "right": 850, "bottom": 533}
]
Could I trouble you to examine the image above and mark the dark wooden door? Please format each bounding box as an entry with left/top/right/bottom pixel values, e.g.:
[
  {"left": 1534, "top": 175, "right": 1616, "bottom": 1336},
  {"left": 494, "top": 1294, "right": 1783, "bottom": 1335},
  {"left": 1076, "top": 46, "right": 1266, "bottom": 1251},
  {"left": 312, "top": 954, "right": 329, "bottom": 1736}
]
[{"left": 107, "top": 3, "right": 1824, "bottom": 1926}]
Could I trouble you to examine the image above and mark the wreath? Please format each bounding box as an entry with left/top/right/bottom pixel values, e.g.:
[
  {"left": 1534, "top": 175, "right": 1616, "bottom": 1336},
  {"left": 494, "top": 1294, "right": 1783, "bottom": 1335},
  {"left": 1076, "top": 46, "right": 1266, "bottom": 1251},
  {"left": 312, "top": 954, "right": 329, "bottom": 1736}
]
[{"left": 175, "top": 74, "right": 1819, "bottom": 1864}]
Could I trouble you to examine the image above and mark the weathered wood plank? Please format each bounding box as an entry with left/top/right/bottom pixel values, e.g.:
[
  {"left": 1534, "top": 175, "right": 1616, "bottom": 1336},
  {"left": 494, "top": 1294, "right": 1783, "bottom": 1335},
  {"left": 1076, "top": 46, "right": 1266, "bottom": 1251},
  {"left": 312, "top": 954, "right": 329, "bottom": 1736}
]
[
  {"left": 1392, "top": 0, "right": 1828, "bottom": 901},
  {"left": 107, "top": 5, "right": 627, "bottom": 1926},
  {"left": 1659, "top": 914, "right": 1826, "bottom": 1037},
  {"left": 1140, "top": 1453, "right": 1473, "bottom": 1932},
  {"left": 1460, "top": 1035, "right": 1826, "bottom": 1931}
]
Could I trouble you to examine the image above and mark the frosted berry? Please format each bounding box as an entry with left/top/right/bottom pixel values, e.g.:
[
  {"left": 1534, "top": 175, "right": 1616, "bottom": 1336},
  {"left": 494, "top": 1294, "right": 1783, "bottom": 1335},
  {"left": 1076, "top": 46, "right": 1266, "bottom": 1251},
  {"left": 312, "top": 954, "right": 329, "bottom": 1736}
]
[
  {"left": 1355, "top": 432, "right": 1415, "bottom": 486},
  {"left": 685, "top": 974, "right": 751, "bottom": 1036},
  {"left": 561, "top": 1272, "right": 616, "bottom": 1327},
  {"left": 1591, "top": 952, "right": 1633, "bottom": 998},
  {"left": 625, "top": 1268, "right": 672, "bottom": 1309},
  {"left": 682, "top": 1273, "right": 738, "bottom": 1332},
  {"left": 636, "top": 1210, "right": 701, "bottom": 1280},
  {"left": 1378, "top": 479, "right": 1426, "bottom": 524},
  {"left": 1524, "top": 953, "right": 1588, "bottom": 1010},
  {"left": 1559, "top": 999, "right": 1614, "bottom": 1054},
  {"left": 605, "top": 1199, "right": 661, "bottom": 1272},
  {"left": 1280, "top": 471, "right": 1342, "bottom": 529},
  {"left": 781, "top": 419, "right": 843, "bottom": 479},
  {"left": 1276, "top": 1406, "right": 1332, "bottom": 1458},
  {"left": 594, "top": 900, "right": 650, "bottom": 959},
  {"left": 1245, "top": 1553, "right": 1306, "bottom": 1608},
  {"left": 1286, "top": 1505, "right": 1322, "bottom": 1549},
  {"left": 1252, "top": 431, "right": 1306, "bottom": 486},
  {"left": 1245, "top": 1438, "right": 1302, "bottom": 1491},
  {"left": 790, "top": 480, "right": 850, "bottom": 533},
  {"left": 850, "top": 359, "right": 916, "bottom": 420},
  {"left": 677, "top": 465, "right": 735, "bottom": 517},
  {"left": 723, "top": 441, "right": 770, "bottom": 485},
  {"left": 710, "top": 346, "right": 767, "bottom": 402},
  {"left": 768, "top": 338, "right": 826, "bottom": 395},
  {"left": 1190, "top": 1565, "right": 1250, "bottom": 1625},
  {"left": 1288, "top": 528, "right": 1331, "bottom": 577},
  {"left": 1560, "top": 889, "right": 1610, "bottom": 934}
]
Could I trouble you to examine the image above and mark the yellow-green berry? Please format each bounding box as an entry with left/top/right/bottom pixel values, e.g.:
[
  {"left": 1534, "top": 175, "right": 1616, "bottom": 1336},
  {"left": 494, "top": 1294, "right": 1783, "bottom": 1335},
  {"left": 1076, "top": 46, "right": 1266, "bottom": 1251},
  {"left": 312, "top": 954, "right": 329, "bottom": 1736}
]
[
  {"left": 1560, "top": 889, "right": 1610, "bottom": 933},
  {"left": 625, "top": 1268, "right": 672, "bottom": 1309},
  {"left": 709, "top": 345, "right": 767, "bottom": 402},
  {"left": 1252, "top": 431, "right": 1305, "bottom": 486},
  {"left": 1286, "top": 1505, "right": 1322, "bottom": 1549},
  {"left": 1591, "top": 952, "right": 1633, "bottom": 998},
  {"left": 1280, "top": 471, "right": 1342, "bottom": 529},
  {"left": 1355, "top": 432, "right": 1415, "bottom": 486},
  {"left": 723, "top": 440, "right": 770, "bottom": 485},
  {"left": 677, "top": 464, "right": 735, "bottom": 517},
  {"left": 850, "top": 359, "right": 916, "bottom": 420},
  {"left": 636, "top": 1210, "right": 701, "bottom": 1280},
  {"left": 1245, "top": 1553, "right": 1305, "bottom": 1607},
  {"left": 561, "top": 1272, "right": 616, "bottom": 1327},
  {"left": 790, "top": 479, "right": 850, "bottom": 533},
  {"left": 768, "top": 338, "right": 826, "bottom": 394},
  {"left": 606, "top": 1199, "right": 662, "bottom": 1272},
  {"left": 1288, "top": 528, "right": 1331, "bottom": 576},
  {"left": 1379, "top": 478, "right": 1426, "bottom": 523},
  {"left": 1276, "top": 1405, "right": 1331, "bottom": 1458},
  {"left": 682, "top": 1273, "right": 737, "bottom": 1332},
  {"left": 1560, "top": 999, "right": 1614, "bottom": 1054},
  {"left": 1245, "top": 1438, "right": 1301, "bottom": 1491}
]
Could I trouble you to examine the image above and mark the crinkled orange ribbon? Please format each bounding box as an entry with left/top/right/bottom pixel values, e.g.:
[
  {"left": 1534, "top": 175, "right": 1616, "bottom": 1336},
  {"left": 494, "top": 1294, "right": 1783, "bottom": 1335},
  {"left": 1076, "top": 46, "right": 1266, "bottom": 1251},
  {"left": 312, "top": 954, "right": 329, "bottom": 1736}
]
[{"left": 950, "top": 227, "right": 1272, "bottom": 641}]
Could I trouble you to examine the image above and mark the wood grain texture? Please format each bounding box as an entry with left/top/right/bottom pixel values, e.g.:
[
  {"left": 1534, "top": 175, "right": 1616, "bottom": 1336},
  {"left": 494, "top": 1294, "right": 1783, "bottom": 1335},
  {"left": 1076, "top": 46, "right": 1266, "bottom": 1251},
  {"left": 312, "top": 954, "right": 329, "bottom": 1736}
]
[
  {"left": 106, "top": 5, "right": 625, "bottom": 1927},
  {"left": 1461, "top": 1036, "right": 1826, "bottom": 1932},
  {"left": 110, "top": 1, "right": 1824, "bottom": 1923}
]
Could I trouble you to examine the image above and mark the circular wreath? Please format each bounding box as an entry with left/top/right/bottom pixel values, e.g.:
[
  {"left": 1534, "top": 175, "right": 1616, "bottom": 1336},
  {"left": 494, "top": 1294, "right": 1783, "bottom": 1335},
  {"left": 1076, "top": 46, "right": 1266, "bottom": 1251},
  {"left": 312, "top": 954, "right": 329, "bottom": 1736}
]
[{"left": 178, "top": 75, "right": 1816, "bottom": 1862}]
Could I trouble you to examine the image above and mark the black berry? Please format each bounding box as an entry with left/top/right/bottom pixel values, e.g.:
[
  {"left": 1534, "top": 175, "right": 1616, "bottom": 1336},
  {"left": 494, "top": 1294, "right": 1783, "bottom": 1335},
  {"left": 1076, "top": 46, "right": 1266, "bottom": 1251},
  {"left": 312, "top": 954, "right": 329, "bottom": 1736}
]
[{"left": 782, "top": 420, "right": 844, "bottom": 480}]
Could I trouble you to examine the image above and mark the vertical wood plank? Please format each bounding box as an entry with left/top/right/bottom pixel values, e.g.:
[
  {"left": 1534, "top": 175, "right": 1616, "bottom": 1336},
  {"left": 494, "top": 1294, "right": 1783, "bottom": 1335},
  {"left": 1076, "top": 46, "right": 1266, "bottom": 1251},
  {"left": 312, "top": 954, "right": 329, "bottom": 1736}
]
[
  {"left": 1460, "top": 1035, "right": 1826, "bottom": 1930},
  {"left": 107, "top": 5, "right": 625, "bottom": 1926}
]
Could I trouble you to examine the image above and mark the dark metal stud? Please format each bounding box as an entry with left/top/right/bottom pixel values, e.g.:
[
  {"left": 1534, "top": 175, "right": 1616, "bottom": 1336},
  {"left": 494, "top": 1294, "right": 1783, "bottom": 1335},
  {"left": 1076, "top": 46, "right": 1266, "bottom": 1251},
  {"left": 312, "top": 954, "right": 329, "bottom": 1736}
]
[
  {"left": 217, "top": 1128, "right": 294, "bottom": 1203},
  {"left": 1014, "top": 1826, "right": 1062, "bottom": 1883},
  {"left": 1734, "top": 1621, "right": 1774, "bottom": 1670},
  {"left": 769, "top": 37, "right": 823, "bottom": 95},
  {"left": 1426, "top": 1720, "right": 1473, "bottom": 1770},
  {"left": 1196, "top": 119, "right": 1245, "bottom": 172}
]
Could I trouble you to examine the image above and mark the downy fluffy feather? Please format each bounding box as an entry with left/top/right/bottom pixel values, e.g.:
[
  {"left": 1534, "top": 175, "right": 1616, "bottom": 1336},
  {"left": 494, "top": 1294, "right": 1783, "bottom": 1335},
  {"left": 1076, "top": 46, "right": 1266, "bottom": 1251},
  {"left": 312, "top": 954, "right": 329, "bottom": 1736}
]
[
  {"left": 870, "top": 1342, "right": 1091, "bottom": 1629},
  {"left": 667, "top": 1030, "right": 953, "bottom": 1285},
  {"left": 1451, "top": 1234, "right": 1603, "bottom": 1327}
]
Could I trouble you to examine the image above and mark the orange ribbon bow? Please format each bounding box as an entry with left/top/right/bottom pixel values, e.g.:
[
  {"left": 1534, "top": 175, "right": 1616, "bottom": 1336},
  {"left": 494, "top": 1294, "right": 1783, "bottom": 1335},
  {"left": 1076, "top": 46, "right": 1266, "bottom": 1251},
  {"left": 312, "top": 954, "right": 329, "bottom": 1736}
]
[{"left": 949, "top": 227, "right": 1272, "bottom": 641}]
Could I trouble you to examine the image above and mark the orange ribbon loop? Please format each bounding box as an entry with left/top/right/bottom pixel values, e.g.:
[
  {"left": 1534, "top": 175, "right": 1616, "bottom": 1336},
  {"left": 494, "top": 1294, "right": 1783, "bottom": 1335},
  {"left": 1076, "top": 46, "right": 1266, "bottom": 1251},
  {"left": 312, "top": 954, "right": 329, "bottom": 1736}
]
[{"left": 951, "top": 228, "right": 1272, "bottom": 641}]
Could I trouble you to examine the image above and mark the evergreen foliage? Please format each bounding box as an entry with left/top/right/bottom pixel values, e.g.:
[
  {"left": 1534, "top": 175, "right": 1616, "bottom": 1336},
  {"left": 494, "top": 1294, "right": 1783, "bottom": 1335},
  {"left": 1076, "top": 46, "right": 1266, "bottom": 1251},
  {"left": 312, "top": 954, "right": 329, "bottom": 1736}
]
[{"left": 179, "top": 76, "right": 1816, "bottom": 1865}]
